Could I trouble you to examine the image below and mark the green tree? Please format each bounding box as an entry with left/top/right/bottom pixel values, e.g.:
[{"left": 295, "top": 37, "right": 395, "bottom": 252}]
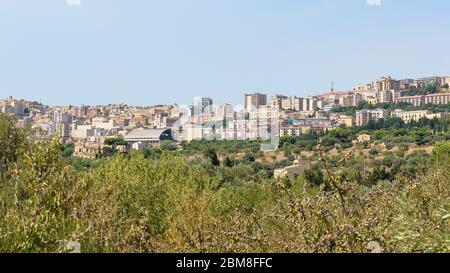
[
  {"left": 223, "top": 156, "right": 234, "bottom": 168},
  {"left": 411, "top": 128, "right": 433, "bottom": 146},
  {"left": 160, "top": 140, "right": 177, "bottom": 151},
  {"left": 430, "top": 142, "right": 450, "bottom": 165},
  {"left": 304, "top": 166, "right": 324, "bottom": 187},
  {"left": 60, "top": 142, "right": 74, "bottom": 157},
  {"left": 204, "top": 149, "right": 220, "bottom": 167},
  {"left": 0, "top": 113, "right": 27, "bottom": 172}
]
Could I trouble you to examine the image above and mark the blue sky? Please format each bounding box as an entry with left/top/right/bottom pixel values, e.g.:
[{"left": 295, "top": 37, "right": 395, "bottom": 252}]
[{"left": 0, "top": 0, "right": 449, "bottom": 106}]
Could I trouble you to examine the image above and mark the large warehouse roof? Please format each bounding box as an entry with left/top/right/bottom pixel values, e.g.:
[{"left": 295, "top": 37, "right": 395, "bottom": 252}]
[{"left": 124, "top": 128, "right": 172, "bottom": 142}]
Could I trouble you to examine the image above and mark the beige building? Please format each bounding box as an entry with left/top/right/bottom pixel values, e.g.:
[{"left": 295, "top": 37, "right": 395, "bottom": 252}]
[
  {"left": 74, "top": 143, "right": 103, "bottom": 159},
  {"left": 281, "top": 96, "right": 303, "bottom": 111},
  {"left": 367, "top": 97, "right": 379, "bottom": 105},
  {"left": 375, "top": 76, "right": 400, "bottom": 92},
  {"left": 394, "top": 95, "right": 425, "bottom": 107},
  {"left": 92, "top": 117, "right": 117, "bottom": 130},
  {"left": 355, "top": 134, "right": 371, "bottom": 143},
  {"left": 441, "top": 76, "right": 450, "bottom": 86},
  {"left": 392, "top": 110, "right": 443, "bottom": 123},
  {"left": 353, "top": 84, "right": 373, "bottom": 92},
  {"left": 424, "top": 93, "right": 450, "bottom": 105},
  {"left": 338, "top": 115, "right": 354, "bottom": 127},
  {"left": 274, "top": 157, "right": 312, "bottom": 180},
  {"left": 394, "top": 93, "right": 450, "bottom": 106},
  {"left": 271, "top": 95, "right": 288, "bottom": 110}
]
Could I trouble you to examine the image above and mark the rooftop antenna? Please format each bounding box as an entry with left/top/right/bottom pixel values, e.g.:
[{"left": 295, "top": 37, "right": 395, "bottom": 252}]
[{"left": 331, "top": 82, "right": 335, "bottom": 93}]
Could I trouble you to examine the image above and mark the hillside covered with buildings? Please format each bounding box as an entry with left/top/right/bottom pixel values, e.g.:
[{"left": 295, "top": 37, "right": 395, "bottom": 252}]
[{"left": 2, "top": 75, "right": 449, "bottom": 159}]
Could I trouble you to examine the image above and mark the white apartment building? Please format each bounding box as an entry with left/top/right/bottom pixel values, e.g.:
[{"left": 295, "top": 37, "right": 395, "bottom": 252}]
[
  {"left": 353, "top": 84, "right": 373, "bottom": 92},
  {"left": 356, "top": 109, "right": 388, "bottom": 126},
  {"left": 92, "top": 117, "right": 117, "bottom": 130}
]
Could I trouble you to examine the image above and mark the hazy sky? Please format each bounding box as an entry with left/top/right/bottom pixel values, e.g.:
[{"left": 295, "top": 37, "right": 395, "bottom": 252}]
[{"left": 1, "top": 0, "right": 449, "bottom": 106}]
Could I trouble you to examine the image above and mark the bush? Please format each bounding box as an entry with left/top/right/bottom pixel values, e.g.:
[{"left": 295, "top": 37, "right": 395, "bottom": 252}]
[
  {"left": 369, "top": 148, "right": 379, "bottom": 156},
  {"left": 160, "top": 140, "right": 177, "bottom": 151},
  {"left": 0, "top": 113, "right": 27, "bottom": 171},
  {"left": 1, "top": 116, "right": 449, "bottom": 253}
]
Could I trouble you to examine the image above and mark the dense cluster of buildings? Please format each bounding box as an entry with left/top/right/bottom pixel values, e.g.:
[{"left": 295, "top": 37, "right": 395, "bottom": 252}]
[{"left": 2, "top": 75, "right": 449, "bottom": 157}]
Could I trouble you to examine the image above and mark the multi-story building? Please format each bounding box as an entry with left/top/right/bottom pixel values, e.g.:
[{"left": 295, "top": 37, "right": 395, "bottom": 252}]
[
  {"left": 214, "top": 103, "right": 234, "bottom": 118},
  {"left": 378, "top": 90, "right": 394, "bottom": 103},
  {"left": 414, "top": 77, "right": 439, "bottom": 88},
  {"left": 0, "top": 97, "right": 26, "bottom": 116},
  {"left": 92, "top": 117, "right": 117, "bottom": 130},
  {"left": 336, "top": 93, "right": 362, "bottom": 107},
  {"left": 338, "top": 95, "right": 352, "bottom": 107},
  {"left": 437, "top": 76, "right": 450, "bottom": 87},
  {"left": 309, "top": 96, "right": 320, "bottom": 111},
  {"left": 70, "top": 105, "right": 88, "bottom": 118},
  {"left": 391, "top": 110, "right": 444, "bottom": 123},
  {"left": 53, "top": 111, "right": 72, "bottom": 138},
  {"left": 74, "top": 142, "right": 103, "bottom": 159},
  {"left": 337, "top": 115, "right": 354, "bottom": 127},
  {"left": 302, "top": 97, "right": 311, "bottom": 112},
  {"left": 12, "top": 101, "right": 25, "bottom": 115},
  {"left": 355, "top": 109, "right": 388, "bottom": 126},
  {"left": 424, "top": 93, "right": 450, "bottom": 105},
  {"left": 281, "top": 96, "right": 303, "bottom": 111},
  {"left": 394, "top": 95, "right": 425, "bottom": 107},
  {"left": 244, "top": 93, "right": 267, "bottom": 112},
  {"left": 353, "top": 84, "right": 373, "bottom": 92},
  {"left": 271, "top": 95, "right": 288, "bottom": 110},
  {"left": 399, "top": 79, "right": 414, "bottom": 90},
  {"left": 281, "top": 118, "right": 334, "bottom": 135},
  {"left": 352, "top": 93, "right": 363, "bottom": 107},
  {"left": 280, "top": 126, "right": 308, "bottom": 137},
  {"left": 192, "top": 97, "right": 213, "bottom": 115},
  {"left": 394, "top": 93, "right": 450, "bottom": 106},
  {"left": 375, "top": 76, "right": 400, "bottom": 92}
]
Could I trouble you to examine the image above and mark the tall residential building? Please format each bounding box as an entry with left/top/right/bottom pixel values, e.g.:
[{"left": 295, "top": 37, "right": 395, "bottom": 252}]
[
  {"left": 53, "top": 112, "right": 72, "bottom": 138},
  {"left": 214, "top": 103, "right": 234, "bottom": 118},
  {"left": 281, "top": 97, "right": 303, "bottom": 111},
  {"left": 375, "top": 76, "right": 400, "bottom": 92},
  {"left": 271, "top": 95, "right": 288, "bottom": 110},
  {"left": 352, "top": 93, "right": 363, "bottom": 106},
  {"left": 355, "top": 109, "right": 388, "bottom": 126},
  {"left": 192, "top": 97, "right": 213, "bottom": 115},
  {"left": 244, "top": 93, "right": 267, "bottom": 112},
  {"left": 438, "top": 76, "right": 450, "bottom": 87},
  {"left": 399, "top": 79, "right": 414, "bottom": 90},
  {"left": 378, "top": 90, "right": 394, "bottom": 103},
  {"left": 306, "top": 96, "right": 320, "bottom": 112},
  {"left": 302, "top": 97, "right": 311, "bottom": 112}
]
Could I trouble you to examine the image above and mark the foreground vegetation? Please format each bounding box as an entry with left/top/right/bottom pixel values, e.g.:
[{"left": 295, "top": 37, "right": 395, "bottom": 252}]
[{"left": 0, "top": 113, "right": 449, "bottom": 253}]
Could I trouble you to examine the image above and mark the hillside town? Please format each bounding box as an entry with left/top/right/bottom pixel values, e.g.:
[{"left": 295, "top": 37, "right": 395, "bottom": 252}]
[{"left": 2, "top": 75, "right": 450, "bottom": 159}]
